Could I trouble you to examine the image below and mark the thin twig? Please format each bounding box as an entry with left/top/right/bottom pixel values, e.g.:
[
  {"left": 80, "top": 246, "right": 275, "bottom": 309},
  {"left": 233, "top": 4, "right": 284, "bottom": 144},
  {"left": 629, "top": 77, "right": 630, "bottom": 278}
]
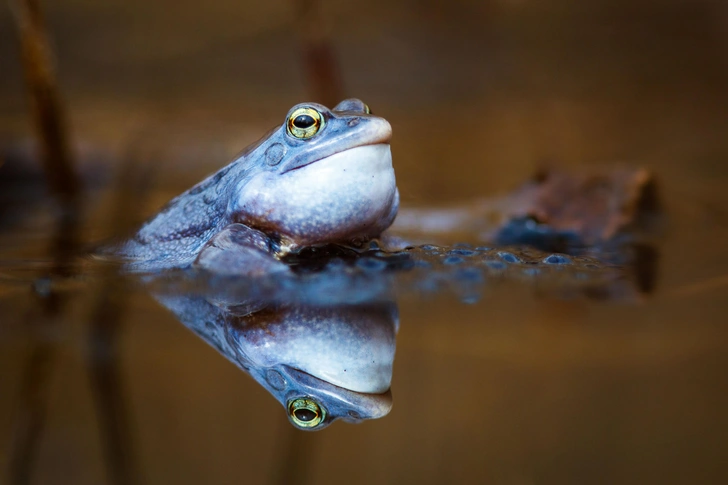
[
  {"left": 8, "top": 0, "right": 80, "bottom": 201},
  {"left": 7, "top": 1, "right": 82, "bottom": 481},
  {"left": 8, "top": 312, "right": 56, "bottom": 485},
  {"left": 8, "top": 207, "right": 80, "bottom": 485},
  {"left": 294, "top": 0, "right": 345, "bottom": 107},
  {"left": 7, "top": 1, "right": 82, "bottom": 479}
]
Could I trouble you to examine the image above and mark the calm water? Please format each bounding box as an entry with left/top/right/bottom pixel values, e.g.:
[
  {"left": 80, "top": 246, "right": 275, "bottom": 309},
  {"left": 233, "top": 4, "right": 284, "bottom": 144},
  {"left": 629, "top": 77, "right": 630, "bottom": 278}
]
[{"left": 2, "top": 1, "right": 728, "bottom": 484}]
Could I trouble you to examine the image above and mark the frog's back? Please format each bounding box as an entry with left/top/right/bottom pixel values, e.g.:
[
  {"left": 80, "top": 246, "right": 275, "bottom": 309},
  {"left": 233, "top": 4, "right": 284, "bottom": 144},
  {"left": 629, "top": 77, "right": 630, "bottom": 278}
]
[{"left": 118, "top": 164, "right": 238, "bottom": 270}]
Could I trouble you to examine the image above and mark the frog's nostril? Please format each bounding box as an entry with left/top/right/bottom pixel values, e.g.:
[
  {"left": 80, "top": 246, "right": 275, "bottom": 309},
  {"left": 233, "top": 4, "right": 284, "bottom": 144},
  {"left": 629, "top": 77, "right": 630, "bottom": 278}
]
[{"left": 347, "top": 118, "right": 361, "bottom": 127}]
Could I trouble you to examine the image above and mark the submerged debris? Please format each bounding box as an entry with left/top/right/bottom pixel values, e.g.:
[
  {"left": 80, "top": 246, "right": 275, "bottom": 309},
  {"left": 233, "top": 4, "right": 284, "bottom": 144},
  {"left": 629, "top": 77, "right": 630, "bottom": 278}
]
[
  {"left": 393, "top": 167, "right": 661, "bottom": 254},
  {"left": 494, "top": 167, "right": 660, "bottom": 248},
  {"left": 142, "top": 242, "right": 648, "bottom": 308}
]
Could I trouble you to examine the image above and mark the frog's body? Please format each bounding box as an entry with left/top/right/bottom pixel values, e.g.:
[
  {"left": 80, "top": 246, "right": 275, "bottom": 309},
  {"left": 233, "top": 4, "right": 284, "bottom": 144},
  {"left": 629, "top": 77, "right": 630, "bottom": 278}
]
[
  {"left": 156, "top": 290, "right": 396, "bottom": 431},
  {"left": 119, "top": 99, "right": 399, "bottom": 272}
]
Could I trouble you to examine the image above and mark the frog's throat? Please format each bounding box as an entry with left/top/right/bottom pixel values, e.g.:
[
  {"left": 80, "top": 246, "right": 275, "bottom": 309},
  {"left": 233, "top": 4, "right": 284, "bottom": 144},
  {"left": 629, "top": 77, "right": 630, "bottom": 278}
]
[{"left": 234, "top": 143, "right": 397, "bottom": 251}]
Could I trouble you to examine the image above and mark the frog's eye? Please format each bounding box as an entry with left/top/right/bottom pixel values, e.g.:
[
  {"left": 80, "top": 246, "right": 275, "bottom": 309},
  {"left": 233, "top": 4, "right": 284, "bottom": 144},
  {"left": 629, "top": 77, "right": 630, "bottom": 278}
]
[
  {"left": 287, "top": 107, "right": 324, "bottom": 139},
  {"left": 287, "top": 397, "right": 326, "bottom": 429},
  {"left": 363, "top": 103, "right": 371, "bottom": 115}
]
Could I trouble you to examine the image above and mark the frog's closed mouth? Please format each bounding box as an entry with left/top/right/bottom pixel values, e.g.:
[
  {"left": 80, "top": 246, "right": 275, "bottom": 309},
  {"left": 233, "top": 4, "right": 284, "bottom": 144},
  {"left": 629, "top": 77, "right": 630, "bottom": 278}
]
[
  {"left": 280, "top": 366, "right": 394, "bottom": 430},
  {"left": 282, "top": 142, "right": 392, "bottom": 174}
]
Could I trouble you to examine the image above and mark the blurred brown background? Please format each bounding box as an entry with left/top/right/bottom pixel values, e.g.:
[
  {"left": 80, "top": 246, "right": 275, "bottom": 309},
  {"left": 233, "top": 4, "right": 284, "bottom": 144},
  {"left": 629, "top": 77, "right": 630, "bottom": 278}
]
[
  {"left": 2, "top": 0, "right": 727, "bottom": 201},
  {"left": 1, "top": 1, "right": 728, "bottom": 484}
]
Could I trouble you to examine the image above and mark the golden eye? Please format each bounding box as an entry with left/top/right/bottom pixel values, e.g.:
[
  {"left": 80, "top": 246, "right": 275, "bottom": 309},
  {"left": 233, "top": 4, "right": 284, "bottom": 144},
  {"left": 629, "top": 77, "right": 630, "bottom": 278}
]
[
  {"left": 363, "top": 103, "right": 371, "bottom": 114},
  {"left": 287, "top": 107, "right": 324, "bottom": 139},
  {"left": 288, "top": 397, "right": 325, "bottom": 429}
]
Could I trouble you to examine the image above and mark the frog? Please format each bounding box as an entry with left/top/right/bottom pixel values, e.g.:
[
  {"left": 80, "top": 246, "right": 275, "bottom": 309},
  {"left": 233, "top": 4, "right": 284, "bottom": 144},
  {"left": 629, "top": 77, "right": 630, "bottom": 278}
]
[
  {"left": 155, "top": 290, "right": 397, "bottom": 431},
  {"left": 117, "top": 98, "right": 399, "bottom": 273}
]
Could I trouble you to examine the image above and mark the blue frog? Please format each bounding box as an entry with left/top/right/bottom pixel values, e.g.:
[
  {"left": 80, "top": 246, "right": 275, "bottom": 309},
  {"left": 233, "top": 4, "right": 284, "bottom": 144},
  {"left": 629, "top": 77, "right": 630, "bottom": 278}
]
[
  {"left": 156, "top": 289, "right": 397, "bottom": 430},
  {"left": 118, "top": 99, "right": 399, "bottom": 273}
]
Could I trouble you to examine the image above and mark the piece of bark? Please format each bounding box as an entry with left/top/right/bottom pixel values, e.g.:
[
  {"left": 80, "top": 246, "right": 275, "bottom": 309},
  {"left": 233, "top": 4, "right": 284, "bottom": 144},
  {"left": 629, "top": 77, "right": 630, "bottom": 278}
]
[
  {"left": 502, "top": 167, "right": 659, "bottom": 246},
  {"left": 392, "top": 167, "right": 660, "bottom": 251}
]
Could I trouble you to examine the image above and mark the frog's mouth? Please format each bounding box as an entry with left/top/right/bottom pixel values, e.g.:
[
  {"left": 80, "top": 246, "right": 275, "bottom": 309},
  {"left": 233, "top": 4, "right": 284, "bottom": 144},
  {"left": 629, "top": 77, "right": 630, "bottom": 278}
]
[
  {"left": 282, "top": 143, "right": 393, "bottom": 178},
  {"left": 277, "top": 365, "right": 394, "bottom": 422}
]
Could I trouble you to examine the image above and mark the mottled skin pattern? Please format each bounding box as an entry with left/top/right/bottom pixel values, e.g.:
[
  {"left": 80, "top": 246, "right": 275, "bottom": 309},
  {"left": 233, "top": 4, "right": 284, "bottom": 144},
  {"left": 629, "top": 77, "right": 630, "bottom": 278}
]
[
  {"left": 125, "top": 165, "right": 236, "bottom": 269},
  {"left": 118, "top": 98, "right": 399, "bottom": 272}
]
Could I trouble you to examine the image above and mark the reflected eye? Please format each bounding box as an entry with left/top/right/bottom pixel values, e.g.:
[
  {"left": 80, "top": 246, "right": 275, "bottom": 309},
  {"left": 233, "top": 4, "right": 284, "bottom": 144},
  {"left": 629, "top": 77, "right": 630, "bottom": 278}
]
[
  {"left": 287, "top": 107, "right": 324, "bottom": 139},
  {"left": 288, "top": 397, "right": 325, "bottom": 429}
]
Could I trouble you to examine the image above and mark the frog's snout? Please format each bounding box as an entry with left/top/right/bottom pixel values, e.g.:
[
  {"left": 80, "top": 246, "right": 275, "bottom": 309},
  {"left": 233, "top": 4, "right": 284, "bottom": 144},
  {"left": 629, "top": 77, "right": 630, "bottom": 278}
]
[{"left": 364, "top": 116, "right": 392, "bottom": 146}]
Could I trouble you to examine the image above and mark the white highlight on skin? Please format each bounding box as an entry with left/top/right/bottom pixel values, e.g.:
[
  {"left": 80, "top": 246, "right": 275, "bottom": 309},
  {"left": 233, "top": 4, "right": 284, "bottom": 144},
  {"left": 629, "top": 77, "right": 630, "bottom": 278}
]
[
  {"left": 236, "top": 313, "right": 396, "bottom": 393},
  {"left": 236, "top": 144, "right": 398, "bottom": 246}
]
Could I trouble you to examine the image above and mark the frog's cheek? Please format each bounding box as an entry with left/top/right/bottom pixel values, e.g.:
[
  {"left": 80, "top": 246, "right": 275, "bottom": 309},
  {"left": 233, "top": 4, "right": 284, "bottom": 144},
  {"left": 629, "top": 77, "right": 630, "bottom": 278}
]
[{"left": 231, "top": 173, "right": 277, "bottom": 227}]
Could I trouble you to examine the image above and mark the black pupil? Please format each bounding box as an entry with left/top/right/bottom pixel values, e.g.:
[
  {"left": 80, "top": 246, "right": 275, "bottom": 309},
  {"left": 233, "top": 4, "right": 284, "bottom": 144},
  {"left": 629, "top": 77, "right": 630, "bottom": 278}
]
[
  {"left": 294, "top": 408, "right": 317, "bottom": 422},
  {"left": 293, "top": 115, "right": 316, "bottom": 129}
]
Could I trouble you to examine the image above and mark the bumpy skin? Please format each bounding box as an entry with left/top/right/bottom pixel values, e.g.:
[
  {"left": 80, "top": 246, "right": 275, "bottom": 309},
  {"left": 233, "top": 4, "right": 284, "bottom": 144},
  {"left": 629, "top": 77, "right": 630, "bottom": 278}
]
[{"left": 118, "top": 99, "right": 399, "bottom": 272}]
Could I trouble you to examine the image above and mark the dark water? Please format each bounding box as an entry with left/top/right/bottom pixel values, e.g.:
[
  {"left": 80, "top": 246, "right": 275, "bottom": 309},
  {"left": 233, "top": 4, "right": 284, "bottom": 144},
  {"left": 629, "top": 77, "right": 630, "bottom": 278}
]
[{"left": 2, "top": 1, "right": 728, "bottom": 484}]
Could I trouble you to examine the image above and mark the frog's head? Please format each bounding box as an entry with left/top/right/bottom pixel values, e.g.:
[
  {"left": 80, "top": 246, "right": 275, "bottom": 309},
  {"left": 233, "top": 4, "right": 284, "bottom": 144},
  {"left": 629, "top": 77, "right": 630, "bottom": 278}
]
[
  {"left": 225, "top": 302, "right": 397, "bottom": 431},
  {"left": 230, "top": 99, "right": 399, "bottom": 252}
]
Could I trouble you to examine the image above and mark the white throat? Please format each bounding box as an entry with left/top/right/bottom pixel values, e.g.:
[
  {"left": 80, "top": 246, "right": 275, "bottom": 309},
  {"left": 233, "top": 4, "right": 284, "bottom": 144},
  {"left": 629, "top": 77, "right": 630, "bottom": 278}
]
[{"left": 236, "top": 144, "right": 398, "bottom": 246}]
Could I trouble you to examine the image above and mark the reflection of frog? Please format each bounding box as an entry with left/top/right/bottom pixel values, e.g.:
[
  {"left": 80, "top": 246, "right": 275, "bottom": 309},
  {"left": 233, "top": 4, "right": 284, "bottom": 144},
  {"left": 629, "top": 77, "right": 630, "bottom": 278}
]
[
  {"left": 157, "top": 291, "right": 397, "bottom": 430},
  {"left": 118, "top": 99, "right": 399, "bottom": 272}
]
